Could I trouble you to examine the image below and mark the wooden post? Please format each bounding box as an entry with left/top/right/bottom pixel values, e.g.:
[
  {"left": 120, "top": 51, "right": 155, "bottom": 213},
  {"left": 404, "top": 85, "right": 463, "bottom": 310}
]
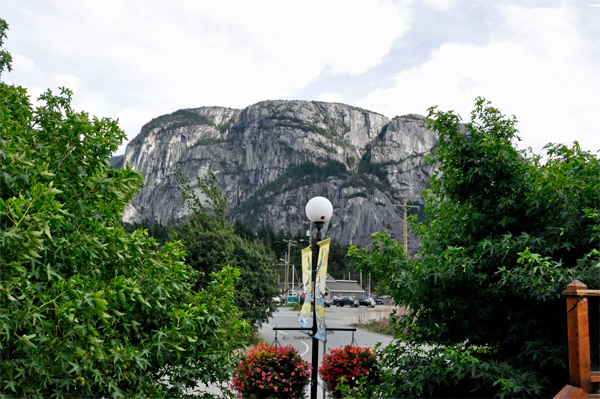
[{"left": 563, "top": 280, "right": 592, "bottom": 394}]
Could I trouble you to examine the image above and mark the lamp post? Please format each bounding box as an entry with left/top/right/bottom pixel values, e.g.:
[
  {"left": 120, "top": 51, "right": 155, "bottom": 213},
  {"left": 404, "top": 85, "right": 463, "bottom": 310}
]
[{"left": 305, "top": 196, "right": 333, "bottom": 399}]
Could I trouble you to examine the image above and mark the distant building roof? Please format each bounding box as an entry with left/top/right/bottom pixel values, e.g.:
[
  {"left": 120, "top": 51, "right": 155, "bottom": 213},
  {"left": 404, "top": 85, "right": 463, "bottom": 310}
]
[
  {"left": 284, "top": 274, "right": 365, "bottom": 295},
  {"left": 326, "top": 280, "right": 364, "bottom": 294}
]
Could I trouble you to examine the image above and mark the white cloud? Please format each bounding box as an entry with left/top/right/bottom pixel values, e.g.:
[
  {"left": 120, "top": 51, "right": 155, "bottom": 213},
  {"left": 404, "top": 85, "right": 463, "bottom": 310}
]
[
  {"left": 18, "top": 0, "right": 411, "bottom": 91},
  {"left": 357, "top": 4, "right": 600, "bottom": 154},
  {"left": 11, "top": 53, "right": 36, "bottom": 73},
  {"left": 4, "top": 1, "right": 598, "bottom": 156},
  {"left": 418, "top": 0, "right": 457, "bottom": 12},
  {"left": 7, "top": 0, "right": 412, "bottom": 154}
]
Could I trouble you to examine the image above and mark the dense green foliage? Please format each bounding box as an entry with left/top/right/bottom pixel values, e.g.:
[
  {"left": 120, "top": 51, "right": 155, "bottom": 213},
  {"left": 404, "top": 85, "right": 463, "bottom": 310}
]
[
  {"left": 124, "top": 214, "right": 357, "bottom": 300},
  {"left": 122, "top": 218, "right": 173, "bottom": 246},
  {"left": 172, "top": 172, "right": 279, "bottom": 330},
  {"left": 348, "top": 98, "right": 599, "bottom": 398},
  {"left": 0, "top": 21, "right": 249, "bottom": 397}
]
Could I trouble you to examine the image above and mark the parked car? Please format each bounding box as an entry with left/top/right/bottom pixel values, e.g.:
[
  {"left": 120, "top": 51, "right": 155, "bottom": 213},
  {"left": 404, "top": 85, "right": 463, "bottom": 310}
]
[
  {"left": 333, "top": 296, "right": 359, "bottom": 307},
  {"left": 375, "top": 298, "right": 384, "bottom": 305},
  {"left": 324, "top": 299, "right": 332, "bottom": 308},
  {"left": 272, "top": 296, "right": 282, "bottom": 305},
  {"left": 359, "top": 297, "right": 376, "bottom": 308}
]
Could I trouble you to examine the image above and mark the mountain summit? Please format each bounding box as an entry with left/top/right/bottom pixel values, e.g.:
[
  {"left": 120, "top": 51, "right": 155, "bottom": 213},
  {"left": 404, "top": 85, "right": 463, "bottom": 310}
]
[{"left": 121, "top": 100, "right": 438, "bottom": 251}]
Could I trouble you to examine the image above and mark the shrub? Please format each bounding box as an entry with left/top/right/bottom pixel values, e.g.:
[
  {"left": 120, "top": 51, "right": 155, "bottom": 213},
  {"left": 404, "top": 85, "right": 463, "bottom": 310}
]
[
  {"left": 318, "top": 345, "right": 380, "bottom": 398},
  {"left": 230, "top": 343, "right": 311, "bottom": 398}
]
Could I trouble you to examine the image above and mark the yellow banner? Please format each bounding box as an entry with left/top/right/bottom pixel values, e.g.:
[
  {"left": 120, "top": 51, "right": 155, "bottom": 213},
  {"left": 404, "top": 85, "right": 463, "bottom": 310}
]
[
  {"left": 298, "top": 239, "right": 330, "bottom": 342},
  {"left": 316, "top": 238, "right": 330, "bottom": 296},
  {"left": 299, "top": 246, "right": 313, "bottom": 333},
  {"left": 314, "top": 238, "right": 330, "bottom": 342},
  {"left": 301, "top": 247, "right": 312, "bottom": 296}
]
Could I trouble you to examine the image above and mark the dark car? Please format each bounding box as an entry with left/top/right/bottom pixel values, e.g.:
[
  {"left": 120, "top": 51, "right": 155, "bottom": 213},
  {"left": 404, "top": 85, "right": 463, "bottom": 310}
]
[
  {"left": 359, "top": 297, "right": 376, "bottom": 308},
  {"left": 375, "top": 298, "right": 384, "bottom": 305},
  {"left": 333, "top": 296, "right": 359, "bottom": 307}
]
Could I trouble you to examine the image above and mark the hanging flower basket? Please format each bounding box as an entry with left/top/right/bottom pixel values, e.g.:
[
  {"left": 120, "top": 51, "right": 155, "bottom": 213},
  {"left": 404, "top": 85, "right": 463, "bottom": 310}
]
[
  {"left": 230, "top": 342, "right": 311, "bottom": 398},
  {"left": 318, "top": 345, "right": 381, "bottom": 398}
]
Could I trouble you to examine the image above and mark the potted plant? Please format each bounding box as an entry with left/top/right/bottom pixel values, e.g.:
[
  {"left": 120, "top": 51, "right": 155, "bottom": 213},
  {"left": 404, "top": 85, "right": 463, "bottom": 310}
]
[
  {"left": 318, "top": 345, "right": 380, "bottom": 398},
  {"left": 230, "top": 342, "right": 311, "bottom": 398}
]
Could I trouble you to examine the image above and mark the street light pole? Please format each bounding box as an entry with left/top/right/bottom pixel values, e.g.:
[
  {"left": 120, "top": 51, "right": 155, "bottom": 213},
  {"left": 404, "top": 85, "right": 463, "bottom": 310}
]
[
  {"left": 310, "top": 221, "right": 324, "bottom": 399},
  {"left": 305, "top": 196, "right": 333, "bottom": 399}
]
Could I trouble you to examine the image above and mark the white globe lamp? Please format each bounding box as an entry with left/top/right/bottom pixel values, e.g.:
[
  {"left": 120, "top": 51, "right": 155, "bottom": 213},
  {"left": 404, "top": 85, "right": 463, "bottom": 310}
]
[{"left": 305, "top": 196, "right": 333, "bottom": 224}]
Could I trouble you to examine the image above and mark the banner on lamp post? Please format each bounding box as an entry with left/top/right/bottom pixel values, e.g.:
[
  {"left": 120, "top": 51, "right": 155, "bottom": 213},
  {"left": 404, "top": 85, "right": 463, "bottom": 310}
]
[
  {"left": 314, "top": 238, "right": 330, "bottom": 342},
  {"left": 299, "top": 246, "right": 312, "bottom": 334},
  {"left": 298, "top": 239, "right": 330, "bottom": 342}
]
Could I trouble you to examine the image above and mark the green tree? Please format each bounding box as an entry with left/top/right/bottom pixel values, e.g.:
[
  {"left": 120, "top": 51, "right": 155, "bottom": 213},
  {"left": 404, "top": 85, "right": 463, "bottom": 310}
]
[
  {"left": 348, "top": 98, "right": 599, "bottom": 398},
  {"left": 0, "top": 20, "right": 248, "bottom": 397},
  {"left": 173, "top": 172, "right": 278, "bottom": 330},
  {"left": 0, "top": 19, "right": 11, "bottom": 78},
  {"left": 122, "top": 218, "right": 174, "bottom": 247},
  {"left": 232, "top": 219, "right": 256, "bottom": 241}
]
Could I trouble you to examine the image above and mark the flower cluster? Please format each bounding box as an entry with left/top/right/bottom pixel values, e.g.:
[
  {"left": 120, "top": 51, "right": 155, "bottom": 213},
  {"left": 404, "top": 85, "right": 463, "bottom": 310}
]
[
  {"left": 318, "top": 345, "right": 380, "bottom": 398},
  {"left": 230, "top": 342, "right": 311, "bottom": 398}
]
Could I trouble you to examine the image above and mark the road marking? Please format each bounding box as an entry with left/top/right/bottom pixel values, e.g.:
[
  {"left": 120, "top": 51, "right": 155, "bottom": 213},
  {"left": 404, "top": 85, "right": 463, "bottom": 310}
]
[
  {"left": 299, "top": 340, "right": 309, "bottom": 357},
  {"left": 263, "top": 323, "right": 309, "bottom": 356}
]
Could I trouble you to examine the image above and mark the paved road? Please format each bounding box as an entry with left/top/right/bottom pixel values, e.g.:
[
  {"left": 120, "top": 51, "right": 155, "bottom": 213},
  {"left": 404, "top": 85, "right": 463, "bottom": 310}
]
[
  {"left": 259, "top": 305, "right": 395, "bottom": 352},
  {"left": 258, "top": 305, "right": 397, "bottom": 399}
]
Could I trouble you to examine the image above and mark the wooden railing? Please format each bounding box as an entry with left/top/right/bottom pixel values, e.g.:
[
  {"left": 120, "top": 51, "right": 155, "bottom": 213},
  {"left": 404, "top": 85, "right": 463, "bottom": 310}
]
[{"left": 554, "top": 280, "right": 599, "bottom": 399}]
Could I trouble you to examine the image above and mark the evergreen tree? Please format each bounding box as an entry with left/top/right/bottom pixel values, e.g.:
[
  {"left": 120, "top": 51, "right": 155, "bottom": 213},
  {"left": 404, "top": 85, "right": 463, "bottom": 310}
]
[{"left": 173, "top": 173, "right": 278, "bottom": 329}]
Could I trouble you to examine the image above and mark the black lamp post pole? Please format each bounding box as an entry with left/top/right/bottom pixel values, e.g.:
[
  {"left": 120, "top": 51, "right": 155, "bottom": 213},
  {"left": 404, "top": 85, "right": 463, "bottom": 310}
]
[{"left": 310, "top": 221, "right": 324, "bottom": 399}]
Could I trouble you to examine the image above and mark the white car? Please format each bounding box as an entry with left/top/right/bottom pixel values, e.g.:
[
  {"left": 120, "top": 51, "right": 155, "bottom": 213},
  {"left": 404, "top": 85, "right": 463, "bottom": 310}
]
[{"left": 272, "top": 296, "right": 282, "bottom": 305}]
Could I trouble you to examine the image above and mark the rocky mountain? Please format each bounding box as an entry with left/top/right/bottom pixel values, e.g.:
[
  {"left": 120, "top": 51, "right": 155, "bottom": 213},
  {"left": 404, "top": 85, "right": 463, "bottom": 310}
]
[{"left": 121, "top": 100, "right": 439, "bottom": 252}]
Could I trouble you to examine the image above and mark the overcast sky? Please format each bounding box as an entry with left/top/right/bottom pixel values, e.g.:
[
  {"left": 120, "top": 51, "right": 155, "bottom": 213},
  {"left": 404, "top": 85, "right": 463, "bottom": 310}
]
[{"left": 2, "top": 0, "right": 599, "bottom": 156}]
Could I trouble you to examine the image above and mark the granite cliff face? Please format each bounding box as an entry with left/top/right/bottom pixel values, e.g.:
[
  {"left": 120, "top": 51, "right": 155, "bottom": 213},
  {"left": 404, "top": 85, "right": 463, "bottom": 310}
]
[{"left": 122, "top": 100, "right": 438, "bottom": 252}]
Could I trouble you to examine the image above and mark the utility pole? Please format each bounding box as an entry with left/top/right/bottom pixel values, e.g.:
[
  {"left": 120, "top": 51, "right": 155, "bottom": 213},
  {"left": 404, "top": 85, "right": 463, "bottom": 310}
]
[
  {"left": 395, "top": 195, "right": 420, "bottom": 254},
  {"left": 283, "top": 239, "right": 297, "bottom": 303}
]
